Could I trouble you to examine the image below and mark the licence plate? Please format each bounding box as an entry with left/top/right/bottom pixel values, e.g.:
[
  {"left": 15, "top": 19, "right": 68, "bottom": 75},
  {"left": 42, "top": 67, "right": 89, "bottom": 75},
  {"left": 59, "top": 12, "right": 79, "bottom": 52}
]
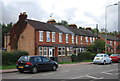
[
  {"left": 18, "top": 66, "right": 23, "bottom": 68},
  {"left": 96, "top": 58, "right": 100, "bottom": 60}
]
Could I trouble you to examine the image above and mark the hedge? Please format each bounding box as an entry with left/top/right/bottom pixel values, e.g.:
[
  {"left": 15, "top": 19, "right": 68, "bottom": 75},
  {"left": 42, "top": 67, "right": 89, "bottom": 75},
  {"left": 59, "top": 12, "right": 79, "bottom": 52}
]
[
  {"left": 2, "top": 51, "right": 28, "bottom": 65},
  {"left": 71, "top": 52, "right": 96, "bottom": 62}
]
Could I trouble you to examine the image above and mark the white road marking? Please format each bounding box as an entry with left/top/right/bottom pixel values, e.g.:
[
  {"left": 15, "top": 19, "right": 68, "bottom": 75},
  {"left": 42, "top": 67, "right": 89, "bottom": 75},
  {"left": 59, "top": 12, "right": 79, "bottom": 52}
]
[
  {"left": 101, "top": 72, "right": 113, "bottom": 75},
  {"left": 86, "top": 75, "right": 104, "bottom": 79},
  {"left": 18, "top": 76, "right": 32, "bottom": 79},
  {"left": 60, "top": 71, "right": 70, "bottom": 73},
  {"left": 115, "top": 73, "right": 119, "bottom": 75},
  {"left": 71, "top": 76, "right": 84, "bottom": 79},
  {"left": 41, "top": 73, "right": 55, "bottom": 76},
  {"left": 103, "top": 69, "right": 118, "bottom": 73}
]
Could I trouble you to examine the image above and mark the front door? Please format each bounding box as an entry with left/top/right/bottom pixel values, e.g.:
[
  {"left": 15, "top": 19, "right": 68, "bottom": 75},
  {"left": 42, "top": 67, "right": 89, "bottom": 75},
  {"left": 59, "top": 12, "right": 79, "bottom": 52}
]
[{"left": 49, "top": 47, "right": 54, "bottom": 57}]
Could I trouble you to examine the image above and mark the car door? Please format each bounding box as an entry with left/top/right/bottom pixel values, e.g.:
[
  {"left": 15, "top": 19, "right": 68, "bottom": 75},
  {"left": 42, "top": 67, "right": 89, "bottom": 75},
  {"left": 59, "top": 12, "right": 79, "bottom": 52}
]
[
  {"left": 35, "top": 57, "right": 45, "bottom": 71},
  {"left": 42, "top": 57, "right": 52, "bottom": 70}
]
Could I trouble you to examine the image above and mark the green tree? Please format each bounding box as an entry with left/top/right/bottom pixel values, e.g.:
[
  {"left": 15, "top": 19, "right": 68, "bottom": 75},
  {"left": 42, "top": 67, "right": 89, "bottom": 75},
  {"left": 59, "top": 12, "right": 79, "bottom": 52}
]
[
  {"left": 87, "top": 39, "right": 105, "bottom": 53},
  {"left": 91, "top": 28, "right": 99, "bottom": 34},
  {"left": 2, "top": 22, "right": 13, "bottom": 47},
  {"left": 56, "top": 20, "right": 68, "bottom": 26}
]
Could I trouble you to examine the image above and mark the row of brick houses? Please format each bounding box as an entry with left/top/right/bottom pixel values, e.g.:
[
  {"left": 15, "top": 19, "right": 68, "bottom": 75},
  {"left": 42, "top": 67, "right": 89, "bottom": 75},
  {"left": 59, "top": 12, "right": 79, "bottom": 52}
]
[{"left": 4, "top": 12, "right": 120, "bottom": 62}]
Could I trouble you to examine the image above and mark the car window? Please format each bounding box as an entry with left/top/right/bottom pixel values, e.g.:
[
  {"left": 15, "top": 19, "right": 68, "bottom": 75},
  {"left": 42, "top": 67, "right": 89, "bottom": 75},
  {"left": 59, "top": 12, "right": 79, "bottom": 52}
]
[
  {"left": 42, "top": 57, "right": 50, "bottom": 62},
  {"left": 36, "top": 57, "right": 42, "bottom": 62},
  {"left": 96, "top": 54, "right": 103, "bottom": 57},
  {"left": 110, "top": 54, "right": 118, "bottom": 56},
  {"left": 104, "top": 54, "right": 109, "bottom": 57},
  {"left": 19, "top": 56, "right": 29, "bottom": 62},
  {"left": 30, "top": 57, "right": 35, "bottom": 62}
]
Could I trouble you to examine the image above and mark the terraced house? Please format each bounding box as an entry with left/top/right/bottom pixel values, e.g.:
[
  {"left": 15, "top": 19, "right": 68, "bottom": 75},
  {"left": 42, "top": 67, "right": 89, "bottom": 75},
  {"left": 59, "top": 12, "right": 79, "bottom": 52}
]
[
  {"left": 4, "top": 12, "right": 120, "bottom": 62},
  {"left": 99, "top": 34, "right": 120, "bottom": 53}
]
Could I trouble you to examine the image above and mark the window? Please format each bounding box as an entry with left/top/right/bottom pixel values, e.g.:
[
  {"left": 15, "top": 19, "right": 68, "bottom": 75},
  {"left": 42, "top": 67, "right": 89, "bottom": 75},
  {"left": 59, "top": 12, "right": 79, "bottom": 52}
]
[
  {"left": 76, "top": 35, "right": 78, "bottom": 44},
  {"left": 39, "top": 47, "right": 43, "bottom": 56},
  {"left": 59, "top": 33, "right": 62, "bottom": 43},
  {"left": 42, "top": 57, "right": 49, "bottom": 62},
  {"left": 90, "top": 37, "right": 93, "bottom": 43},
  {"left": 46, "top": 31, "right": 50, "bottom": 42},
  {"left": 114, "top": 41, "right": 116, "bottom": 46},
  {"left": 66, "top": 34, "right": 69, "bottom": 43},
  {"left": 93, "top": 37, "right": 95, "bottom": 42},
  {"left": 85, "top": 37, "right": 89, "bottom": 44},
  {"left": 58, "top": 47, "right": 65, "bottom": 56},
  {"left": 44, "top": 47, "right": 47, "bottom": 56},
  {"left": 72, "top": 34, "right": 74, "bottom": 43},
  {"left": 39, "top": 31, "right": 43, "bottom": 42},
  {"left": 110, "top": 41, "right": 112, "bottom": 46},
  {"left": 52, "top": 32, "right": 55, "bottom": 42},
  {"left": 81, "top": 36, "right": 83, "bottom": 44}
]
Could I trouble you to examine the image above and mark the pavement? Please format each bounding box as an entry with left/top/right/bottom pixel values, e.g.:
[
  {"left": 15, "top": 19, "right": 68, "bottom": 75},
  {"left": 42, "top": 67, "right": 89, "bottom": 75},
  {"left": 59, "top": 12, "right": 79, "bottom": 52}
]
[{"left": 0, "top": 62, "right": 92, "bottom": 73}]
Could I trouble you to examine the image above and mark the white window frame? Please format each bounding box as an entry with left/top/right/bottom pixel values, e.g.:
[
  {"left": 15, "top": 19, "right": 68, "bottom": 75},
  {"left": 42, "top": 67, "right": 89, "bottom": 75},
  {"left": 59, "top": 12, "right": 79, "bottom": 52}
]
[
  {"left": 46, "top": 31, "right": 50, "bottom": 42},
  {"left": 43, "top": 47, "right": 47, "bottom": 56},
  {"left": 52, "top": 32, "right": 55, "bottom": 42},
  {"left": 66, "top": 34, "right": 69, "bottom": 43},
  {"left": 59, "top": 33, "right": 62, "bottom": 43},
  {"left": 58, "top": 47, "right": 65, "bottom": 56},
  {"left": 72, "top": 34, "right": 74, "bottom": 43},
  {"left": 114, "top": 41, "right": 116, "bottom": 46},
  {"left": 90, "top": 37, "right": 93, "bottom": 43},
  {"left": 85, "top": 37, "right": 89, "bottom": 44},
  {"left": 81, "top": 36, "right": 83, "bottom": 44},
  {"left": 110, "top": 41, "right": 112, "bottom": 46},
  {"left": 76, "top": 35, "right": 78, "bottom": 44},
  {"left": 39, "top": 31, "right": 43, "bottom": 42},
  {"left": 39, "top": 47, "right": 43, "bottom": 56}
]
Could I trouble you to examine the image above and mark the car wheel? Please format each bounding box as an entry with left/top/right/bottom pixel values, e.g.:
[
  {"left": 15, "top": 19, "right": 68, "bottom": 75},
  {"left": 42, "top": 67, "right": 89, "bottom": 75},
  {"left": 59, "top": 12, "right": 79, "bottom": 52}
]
[
  {"left": 32, "top": 67, "right": 37, "bottom": 74},
  {"left": 52, "top": 65, "right": 57, "bottom": 71},
  {"left": 18, "top": 69, "right": 24, "bottom": 73},
  {"left": 103, "top": 60, "right": 106, "bottom": 65}
]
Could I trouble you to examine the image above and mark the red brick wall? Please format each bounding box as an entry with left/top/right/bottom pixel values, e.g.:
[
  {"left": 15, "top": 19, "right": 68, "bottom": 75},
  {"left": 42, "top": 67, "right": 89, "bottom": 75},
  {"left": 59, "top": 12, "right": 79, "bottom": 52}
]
[{"left": 18, "top": 24, "right": 35, "bottom": 55}]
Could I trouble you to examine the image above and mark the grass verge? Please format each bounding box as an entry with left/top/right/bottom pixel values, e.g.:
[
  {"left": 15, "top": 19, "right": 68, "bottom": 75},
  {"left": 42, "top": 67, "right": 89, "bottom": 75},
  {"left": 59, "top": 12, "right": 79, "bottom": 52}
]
[
  {"left": 59, "top": 60, "right": 92, "bottom": 64},
  {"left": 0, "top": 65, "right": 16, "bottom": 70}
]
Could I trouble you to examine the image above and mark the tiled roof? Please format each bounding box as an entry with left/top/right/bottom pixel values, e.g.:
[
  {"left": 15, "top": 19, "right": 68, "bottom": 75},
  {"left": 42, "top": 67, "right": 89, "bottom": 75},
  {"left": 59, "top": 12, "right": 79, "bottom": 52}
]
[
  {"left": 99, "top": 34, "right": 120, "bottom": 41},
  {"left": 65, "top": 26, "right": 98, "bottom": 37},
  {"left": 27, "top": 19, "right": 63, "bottom": 33},
  {"left": 55, "top": 25, "right": 74, "bottom": 34}
]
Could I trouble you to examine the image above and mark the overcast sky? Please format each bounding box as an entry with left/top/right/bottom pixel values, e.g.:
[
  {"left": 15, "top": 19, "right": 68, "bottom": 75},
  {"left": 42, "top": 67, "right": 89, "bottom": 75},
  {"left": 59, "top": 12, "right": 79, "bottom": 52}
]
[{"left": 1, "top": 0, "right": 120, "bottom": 32}]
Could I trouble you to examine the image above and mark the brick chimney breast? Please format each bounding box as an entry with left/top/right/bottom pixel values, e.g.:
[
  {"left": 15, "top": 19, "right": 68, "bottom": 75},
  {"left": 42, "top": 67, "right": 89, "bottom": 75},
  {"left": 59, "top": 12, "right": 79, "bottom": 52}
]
[
  {"left": 19, "top": 12, "right": 27, "bottom": 21},
  {"left": 68, "top": 24, "right": 77, "bottom": 29},
  {"left": 47, "top": 19, "right": 56, "bottom": 25}
]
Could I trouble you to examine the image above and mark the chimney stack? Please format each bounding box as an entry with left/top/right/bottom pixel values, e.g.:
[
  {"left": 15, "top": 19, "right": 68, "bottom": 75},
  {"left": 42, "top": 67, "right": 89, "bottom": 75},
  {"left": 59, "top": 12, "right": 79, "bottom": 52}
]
[
  {"left": 86, "top": 27, "right": 92, "bottom": 31},
  {"left": 68, "top": 24, "right": 77, "bottom": 29},
  {"left": 47, "top": 19, "right": 56, "bottom": 25},
  {"left": 19, "top": 12, "right": 27, "bottom": 21}
]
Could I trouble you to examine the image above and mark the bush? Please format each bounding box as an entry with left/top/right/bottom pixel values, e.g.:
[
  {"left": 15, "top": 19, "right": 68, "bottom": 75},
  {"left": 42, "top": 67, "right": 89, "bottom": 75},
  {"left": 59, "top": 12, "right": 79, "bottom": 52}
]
[
  {"left": 71, "top": 52, "right": 96, "bottom": 62},
  {"left": 71, "top": 54, "right": 78, "bottom": 62},
  {"left": 2, "top": 51, "right": 28, "bottom": 65}
]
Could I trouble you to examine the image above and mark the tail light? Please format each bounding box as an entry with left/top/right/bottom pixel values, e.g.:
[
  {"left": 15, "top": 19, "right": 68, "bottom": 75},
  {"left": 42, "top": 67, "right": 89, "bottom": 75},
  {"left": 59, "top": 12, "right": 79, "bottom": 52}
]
[
  {"left": 16, "top": 61, "right": 18, "bottom": 64},
  {"left": 26, "top": 62, "right": 32, "bottom": 65}
]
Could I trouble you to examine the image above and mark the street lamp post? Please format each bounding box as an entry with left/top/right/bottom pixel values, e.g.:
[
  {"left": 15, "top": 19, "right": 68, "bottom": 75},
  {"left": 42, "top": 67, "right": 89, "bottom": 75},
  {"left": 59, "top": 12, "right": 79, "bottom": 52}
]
[{"left": 105, "top": 3, "right": 118, "bottom": 54}]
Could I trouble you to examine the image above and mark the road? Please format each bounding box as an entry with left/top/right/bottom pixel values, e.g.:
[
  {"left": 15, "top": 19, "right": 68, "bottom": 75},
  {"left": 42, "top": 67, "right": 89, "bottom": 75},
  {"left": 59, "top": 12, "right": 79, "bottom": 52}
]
[{"left": 2, "top": 63, "right": 120, "bottom": 81}]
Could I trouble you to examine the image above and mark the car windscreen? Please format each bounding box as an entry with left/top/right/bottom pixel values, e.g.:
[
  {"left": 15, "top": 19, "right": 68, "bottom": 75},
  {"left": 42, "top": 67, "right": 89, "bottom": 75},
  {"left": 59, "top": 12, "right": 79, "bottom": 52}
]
[
  {"left": 18, "top": 56, "right": 30, "bottom": 62},
  {"left": 110, "top": 54, "right": 118, "bottom": 56},
  {"left": 96, "top": 54, "right": 104, "bottom": 57}
]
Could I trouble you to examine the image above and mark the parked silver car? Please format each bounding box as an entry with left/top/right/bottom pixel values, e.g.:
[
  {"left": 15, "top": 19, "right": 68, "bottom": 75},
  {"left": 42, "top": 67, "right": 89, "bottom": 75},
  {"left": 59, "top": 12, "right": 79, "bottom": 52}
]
[{"left": 93, "top": 53, "right": 112, "bottom": 65}]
